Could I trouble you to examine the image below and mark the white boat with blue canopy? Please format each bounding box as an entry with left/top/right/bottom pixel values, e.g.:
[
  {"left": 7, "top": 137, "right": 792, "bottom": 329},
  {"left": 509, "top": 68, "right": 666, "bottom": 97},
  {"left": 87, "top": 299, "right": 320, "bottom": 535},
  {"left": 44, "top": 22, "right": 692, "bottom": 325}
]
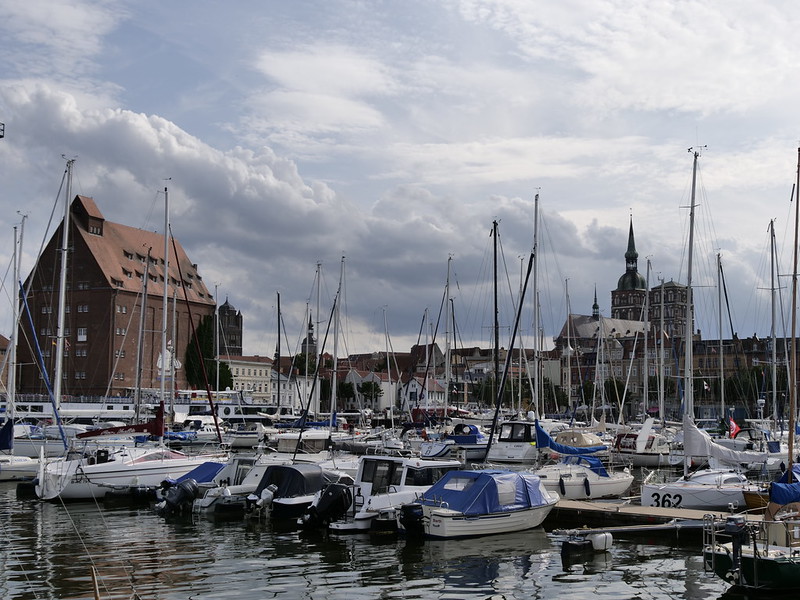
[
  {"left": 531, "top": 420, "right": 633, "bottom": 500},
  {"left": 397, "top": 469, "right": 557, "bottom": 539}
]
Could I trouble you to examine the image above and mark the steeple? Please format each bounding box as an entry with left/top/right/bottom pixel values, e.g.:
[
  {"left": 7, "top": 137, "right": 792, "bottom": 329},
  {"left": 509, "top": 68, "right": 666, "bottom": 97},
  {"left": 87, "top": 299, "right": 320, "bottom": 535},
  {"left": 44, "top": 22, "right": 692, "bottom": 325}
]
[
  {"left": 616, "top": 217, "right": 647, "bottom": 291},
  {"left": 592, "top": 286, "right": 599, "bottom": 320}
]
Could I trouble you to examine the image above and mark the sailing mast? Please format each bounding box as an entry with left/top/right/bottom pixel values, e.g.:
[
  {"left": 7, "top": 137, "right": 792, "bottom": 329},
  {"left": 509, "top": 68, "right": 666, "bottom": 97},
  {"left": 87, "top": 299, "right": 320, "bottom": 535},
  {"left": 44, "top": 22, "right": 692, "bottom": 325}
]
[
  {"left": 532, "top": 193, "right": 540, "bottom": 417},
  {"left": 683, "top": 147, "right": 701, "bottom": 476},
  {"left": 53, "top": 158, "right": 75, "bottom": 413},
  {"left": 159, "top": 187, "right": 169, "bottom": 424},
  {"left": 789, "top": 147, "right": 800, "bottom": 483}
]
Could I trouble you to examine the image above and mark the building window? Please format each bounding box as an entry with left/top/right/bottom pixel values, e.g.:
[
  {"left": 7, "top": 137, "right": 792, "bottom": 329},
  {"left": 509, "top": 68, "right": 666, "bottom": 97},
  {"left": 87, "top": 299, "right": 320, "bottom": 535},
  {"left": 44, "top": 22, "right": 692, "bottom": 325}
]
[
  {"left": 41, "top": 306, "right": 52, "bottom": 314},
  {"left": 77, "top": 327, "right": 87, "bottom": 342},
  {"left": 115, "top": 327, "right": 126, "bottom": 336},
  {"left": 76, "top": 348, "right": 87, "bottom": 357},
  {"left": 115, "top": 349, "right": 126, "bottom": 358},
  {"left": 78, "top": 281, "right": 90, "bottom": 290},
  {"left": 75, "top": 371, "right": 86, "bottom": 379},
  {"left": 111, "top": 278, "right": 123, "bottom": 287},
  {"left": 77, "top": 304, "right": 89, "bottom": 313}
]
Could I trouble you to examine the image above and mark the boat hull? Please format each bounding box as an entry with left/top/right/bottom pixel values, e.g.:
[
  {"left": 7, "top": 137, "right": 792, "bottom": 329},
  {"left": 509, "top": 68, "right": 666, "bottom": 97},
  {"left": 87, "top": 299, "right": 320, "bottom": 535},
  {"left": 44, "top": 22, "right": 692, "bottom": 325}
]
[{"left": 421, "top": 503, "right": 555, "bottom": 539}]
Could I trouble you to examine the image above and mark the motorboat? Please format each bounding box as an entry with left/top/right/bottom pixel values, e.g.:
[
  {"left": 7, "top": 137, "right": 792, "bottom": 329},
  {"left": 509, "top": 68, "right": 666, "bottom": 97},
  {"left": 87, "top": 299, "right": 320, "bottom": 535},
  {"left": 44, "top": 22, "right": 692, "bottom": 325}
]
[
  {"left": 397, "top": 469, "right": 558, "bottom": 539},
  {"left": 298, "top": 454, "right": 462, "bottom": 532}
]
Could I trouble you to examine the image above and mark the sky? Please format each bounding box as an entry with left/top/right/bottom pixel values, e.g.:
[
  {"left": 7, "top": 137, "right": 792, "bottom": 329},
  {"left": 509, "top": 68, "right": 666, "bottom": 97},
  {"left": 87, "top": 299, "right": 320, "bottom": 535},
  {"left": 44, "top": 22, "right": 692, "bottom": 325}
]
[{"left": 1, "top": 0, "right": 800, "bottom": 360}]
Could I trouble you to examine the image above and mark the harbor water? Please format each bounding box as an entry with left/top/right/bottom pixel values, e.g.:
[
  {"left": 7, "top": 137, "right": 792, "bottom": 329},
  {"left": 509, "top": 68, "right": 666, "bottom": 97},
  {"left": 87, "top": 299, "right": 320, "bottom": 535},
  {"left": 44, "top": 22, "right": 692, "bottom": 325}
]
[{"left": 0, "top": 481, "right": 753, "bottom": 600}]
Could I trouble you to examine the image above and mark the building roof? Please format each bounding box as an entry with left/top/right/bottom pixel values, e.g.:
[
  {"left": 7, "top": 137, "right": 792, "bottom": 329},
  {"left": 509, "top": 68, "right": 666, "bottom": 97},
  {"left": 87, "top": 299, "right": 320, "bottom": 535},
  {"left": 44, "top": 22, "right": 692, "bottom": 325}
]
[{"left": 71, "top": 195, "right": 214, "bottom": 305}]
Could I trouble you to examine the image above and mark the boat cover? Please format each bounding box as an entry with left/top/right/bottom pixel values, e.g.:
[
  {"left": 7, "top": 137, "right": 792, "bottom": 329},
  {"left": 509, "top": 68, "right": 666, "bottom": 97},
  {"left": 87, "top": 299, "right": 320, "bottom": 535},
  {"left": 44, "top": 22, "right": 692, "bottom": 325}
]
[
  {"left": 770, "top": 481, "right": 800, "bottom": 505},
  {"left": 0, "top": 419, "right": 12, "bottom": 451},
  {"left": 418, "top": 469, "right": 549, "bottom": 515},
  {"left": 776, "top": 464, "right": 800, "bottom": 483},
  {"left": 561, "top": 455, "right": 609, "bottom": 478},
  {"left": 175, "top": 461, "right": 226, "bottom": 484},
  {"left": 534, "top": 420, "right": 605, "bottom": 455},
  {"left": 254, "top": 463, "right": 350, "bottom": 498}
]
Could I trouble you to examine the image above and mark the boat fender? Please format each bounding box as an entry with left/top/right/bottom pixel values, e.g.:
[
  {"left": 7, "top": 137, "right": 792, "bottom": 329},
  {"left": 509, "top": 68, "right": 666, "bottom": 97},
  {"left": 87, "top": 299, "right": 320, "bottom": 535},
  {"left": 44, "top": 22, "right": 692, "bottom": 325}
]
[
  {"left": 587, "top": 532, "right": 612, "bottom": 551},
  {"left": 558, "top": 477, "right": 566, "bottom": 497},
  {"left": 583, "top": 477, "right": 591, "bottom": 498}
]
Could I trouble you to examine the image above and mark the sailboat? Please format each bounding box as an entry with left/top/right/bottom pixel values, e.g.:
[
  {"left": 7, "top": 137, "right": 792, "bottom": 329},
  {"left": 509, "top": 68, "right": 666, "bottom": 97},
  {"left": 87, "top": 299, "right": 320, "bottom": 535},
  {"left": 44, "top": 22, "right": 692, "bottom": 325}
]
[
  {"left": 702, "top": 147, "right": 800, "bottom": 591},
  {"left": 0, "top": 219, "right": 41, "bottom": 481},
  {"left": 641, "top": 148, "right": 764, "bottom": 511}
]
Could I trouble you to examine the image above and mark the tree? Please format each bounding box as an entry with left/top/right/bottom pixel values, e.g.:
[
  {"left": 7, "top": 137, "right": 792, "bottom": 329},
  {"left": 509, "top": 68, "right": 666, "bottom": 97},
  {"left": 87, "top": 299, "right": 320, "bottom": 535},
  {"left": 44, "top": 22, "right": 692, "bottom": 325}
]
[
  {"left": 358, "top": 381, "right": 383, "bottom": 405},
  {"left": 184, "top": 315, "right": 233, "bottom": 390},
  {"left": 293, "top": 352, "right": 317, "bottom": 376}
]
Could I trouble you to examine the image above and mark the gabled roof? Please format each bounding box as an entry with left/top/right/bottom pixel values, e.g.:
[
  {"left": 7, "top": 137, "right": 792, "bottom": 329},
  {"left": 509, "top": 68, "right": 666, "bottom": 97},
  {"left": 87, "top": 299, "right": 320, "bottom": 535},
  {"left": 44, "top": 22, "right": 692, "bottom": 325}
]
[{"left": 71, "top": 196, "right": 213, "bottom": 306}]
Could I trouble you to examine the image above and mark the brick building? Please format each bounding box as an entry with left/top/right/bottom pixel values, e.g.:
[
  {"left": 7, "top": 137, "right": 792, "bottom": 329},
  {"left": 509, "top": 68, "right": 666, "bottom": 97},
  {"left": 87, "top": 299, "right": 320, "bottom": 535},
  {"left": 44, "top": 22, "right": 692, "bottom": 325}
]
[{"left": 17, "top": 195, "right": 215, "bottom": 397}]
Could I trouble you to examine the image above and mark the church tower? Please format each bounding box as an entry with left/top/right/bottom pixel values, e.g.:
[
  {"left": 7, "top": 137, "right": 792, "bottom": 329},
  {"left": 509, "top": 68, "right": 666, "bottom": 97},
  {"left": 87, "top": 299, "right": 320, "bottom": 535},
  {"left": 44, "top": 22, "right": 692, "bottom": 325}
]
[{"left": 611, "top": 218, "right": 647, "bottom": 321}]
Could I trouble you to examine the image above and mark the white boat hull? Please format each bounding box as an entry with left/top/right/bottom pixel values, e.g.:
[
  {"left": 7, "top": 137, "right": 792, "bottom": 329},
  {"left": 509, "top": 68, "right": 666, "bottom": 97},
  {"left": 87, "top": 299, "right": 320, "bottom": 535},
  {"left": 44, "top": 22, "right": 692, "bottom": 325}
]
[
  {"left": 536, "top": 465, "right": 633, "bottom": 500},
  {"left": 36, "top": 447, "right": 226, "bottom": 501},
  {"left": 421, "top": 502, "right": 555, "bottom": 539}
]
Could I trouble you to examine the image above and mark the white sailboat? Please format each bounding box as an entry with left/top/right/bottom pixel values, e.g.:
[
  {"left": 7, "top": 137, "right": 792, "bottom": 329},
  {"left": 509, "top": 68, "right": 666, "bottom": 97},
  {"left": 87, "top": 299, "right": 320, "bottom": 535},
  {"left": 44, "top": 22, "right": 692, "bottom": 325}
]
[
  {"left": 0, "top": 219, "right": 40, "bottom": 480},
  {"left": 641, "top": 148, "right": 763, "bottom": 511}
]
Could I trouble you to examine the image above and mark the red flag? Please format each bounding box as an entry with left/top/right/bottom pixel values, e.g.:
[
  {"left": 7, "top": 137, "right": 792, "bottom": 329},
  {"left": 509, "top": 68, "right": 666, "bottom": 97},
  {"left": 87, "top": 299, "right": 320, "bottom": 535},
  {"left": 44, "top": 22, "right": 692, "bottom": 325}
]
[{"left": 729, "top": 417, "right": 741, "bottom": 438}]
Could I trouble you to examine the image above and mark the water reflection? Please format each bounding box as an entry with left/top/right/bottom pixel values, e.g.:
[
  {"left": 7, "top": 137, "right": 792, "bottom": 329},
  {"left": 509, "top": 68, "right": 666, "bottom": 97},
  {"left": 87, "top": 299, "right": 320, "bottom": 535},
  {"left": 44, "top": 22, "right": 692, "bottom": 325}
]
[{"left": 0, "top": 483, "right": 738, "bottom": 600}]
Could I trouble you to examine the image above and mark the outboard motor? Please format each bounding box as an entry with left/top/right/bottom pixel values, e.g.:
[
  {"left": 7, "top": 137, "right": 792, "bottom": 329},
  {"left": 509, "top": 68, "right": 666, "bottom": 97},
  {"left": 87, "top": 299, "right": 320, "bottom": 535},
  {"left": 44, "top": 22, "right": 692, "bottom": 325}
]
[
  {"left": 298, "top": 483, "right": 353, "bottom": 529},
  {"left": 155, "top": 478, "right": 200, "bottom": 517},
  {"left": 245, "top": 483, "right": 279, "bottom": 517},
  {"left": 723, "top": 515, "right": 749, "bottom": 583},
  {"left": 398, "top": 502, "right": 426, "bottom": 536}
]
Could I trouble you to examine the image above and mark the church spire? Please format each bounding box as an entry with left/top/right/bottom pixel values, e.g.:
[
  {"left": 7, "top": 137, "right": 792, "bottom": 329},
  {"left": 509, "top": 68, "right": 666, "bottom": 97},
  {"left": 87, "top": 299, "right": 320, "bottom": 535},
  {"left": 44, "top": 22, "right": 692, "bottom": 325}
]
[{"left": 592, "top": 285, "right": 599, "bottom": 320}]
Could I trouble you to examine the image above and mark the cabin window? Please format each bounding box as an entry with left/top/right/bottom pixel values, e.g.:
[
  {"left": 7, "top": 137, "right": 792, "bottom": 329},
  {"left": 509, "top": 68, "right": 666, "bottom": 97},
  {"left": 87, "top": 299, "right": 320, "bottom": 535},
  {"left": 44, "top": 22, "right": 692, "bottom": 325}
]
[{"left": 441, "top": 475, "right": 476, "bottom": 492}]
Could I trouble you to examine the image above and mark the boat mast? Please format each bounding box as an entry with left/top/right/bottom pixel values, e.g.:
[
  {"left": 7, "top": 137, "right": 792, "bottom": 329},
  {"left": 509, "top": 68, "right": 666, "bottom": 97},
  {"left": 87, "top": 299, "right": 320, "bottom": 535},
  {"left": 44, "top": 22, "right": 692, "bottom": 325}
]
[
  {"left": 717, "top": 253, "right": 725, "bottom": 420},
  {"left": 532, "top": 193, "right": 540, "bottom": 417},
  {"left": 789, "top": 146, "right": 800, "bottom": 483},
  {"left": 8, "top": 219, "right": 24, "bottom": 428},
  {"left": 493, "top": 221, "right": 499, "bottom": 412},
  {"left": 644, "top": 258, "right": 651, "bottom": 420},
  {"left": 769, "top": 220, "right": 778, "bottom": 426},
  {"left": 683, "top": 147, "right": 701, "bottom": 476},
  {"left": 658, "top": 276, "right": 666, "bottom": 425},
  {"left": 134, "top": 249, "right": 151, "bottom": 423},
  {"left": 53, "top": 158, "right": 74, "bottom": 413},
  {"left": 160, "top": 186, "right": 169, "bottom": 414},
  {"left": 445, "top": 256, "right": 452, "bottom": 409}
]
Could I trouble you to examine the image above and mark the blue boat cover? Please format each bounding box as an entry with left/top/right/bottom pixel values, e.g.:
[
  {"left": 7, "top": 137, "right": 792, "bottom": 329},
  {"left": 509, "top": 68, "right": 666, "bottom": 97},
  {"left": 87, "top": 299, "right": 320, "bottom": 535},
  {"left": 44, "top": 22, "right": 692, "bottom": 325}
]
[
  {"left": 770, "top": 481, "right": 800, "bottom": 505},
  {"left": 175, "top": 461, "right": 226, "bottom": 484},
  {"left": 776, "top": 464, "right": 800, "bottom": 483},
  {"left": 534, "top": 420, "right": 606, "bottom": 455},
  {"left": 419, "top": 469, "right": 549, "bottom": 515},
  {"left": 0, "top": 419, "right": 12, "bottom": 451},
  {"left": 561, "top": 455, "right": 609, "bottom": 478}
]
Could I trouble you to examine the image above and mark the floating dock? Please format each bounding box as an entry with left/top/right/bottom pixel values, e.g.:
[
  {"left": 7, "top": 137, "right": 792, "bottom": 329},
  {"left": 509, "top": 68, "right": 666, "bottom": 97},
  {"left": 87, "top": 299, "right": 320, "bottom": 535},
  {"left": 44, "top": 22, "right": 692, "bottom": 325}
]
[{"left": 546, "top": 498, "right": 762, "bottom": 544}]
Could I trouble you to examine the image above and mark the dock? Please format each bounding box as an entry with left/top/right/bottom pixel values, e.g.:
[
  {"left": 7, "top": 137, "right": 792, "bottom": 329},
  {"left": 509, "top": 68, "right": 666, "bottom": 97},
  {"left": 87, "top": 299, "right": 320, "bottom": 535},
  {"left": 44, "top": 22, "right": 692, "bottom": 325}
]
[{"left": 546, "top": 499, "right": 763, "bottom": 544}]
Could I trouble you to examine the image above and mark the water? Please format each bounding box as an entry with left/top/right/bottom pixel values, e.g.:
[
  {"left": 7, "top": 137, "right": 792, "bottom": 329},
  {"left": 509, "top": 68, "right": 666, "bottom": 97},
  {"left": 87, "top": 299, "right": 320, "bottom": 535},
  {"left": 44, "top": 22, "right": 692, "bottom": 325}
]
[{"left": 0, "top": 482, "right": 751, "bottom": 600}]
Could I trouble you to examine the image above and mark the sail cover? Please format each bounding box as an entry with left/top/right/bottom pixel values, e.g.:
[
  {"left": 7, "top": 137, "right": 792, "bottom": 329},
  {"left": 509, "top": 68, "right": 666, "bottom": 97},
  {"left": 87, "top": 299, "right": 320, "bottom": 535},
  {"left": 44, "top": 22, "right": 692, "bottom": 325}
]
[{"left": 534, "top": 420, "right": 606, "bottom": 455}]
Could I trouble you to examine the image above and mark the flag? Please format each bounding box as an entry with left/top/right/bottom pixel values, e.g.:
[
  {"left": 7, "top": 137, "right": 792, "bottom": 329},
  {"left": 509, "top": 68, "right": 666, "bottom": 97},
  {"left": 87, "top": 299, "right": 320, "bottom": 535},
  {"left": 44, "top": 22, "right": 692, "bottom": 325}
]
[
  {"left": 729, "top": 417, "right": 741, "bottom": 438},
  {"left": 703, "top": 381, "right": 710, "bottom": 392}
]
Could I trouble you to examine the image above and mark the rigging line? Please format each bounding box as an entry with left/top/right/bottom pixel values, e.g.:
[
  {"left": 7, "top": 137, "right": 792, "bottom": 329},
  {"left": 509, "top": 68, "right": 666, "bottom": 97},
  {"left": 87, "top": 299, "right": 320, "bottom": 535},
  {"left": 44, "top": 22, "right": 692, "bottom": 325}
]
[{"left": 102, "top": 285, "right": 146, "bottom": 398}]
